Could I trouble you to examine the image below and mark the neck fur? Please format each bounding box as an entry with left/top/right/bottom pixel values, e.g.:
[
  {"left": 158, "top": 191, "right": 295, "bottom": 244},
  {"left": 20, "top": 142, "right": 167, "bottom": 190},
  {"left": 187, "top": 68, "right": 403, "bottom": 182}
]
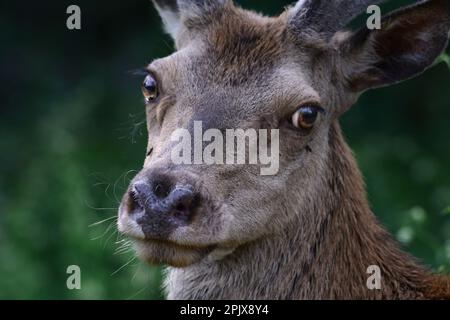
[{"left": 166, "top": 122, "right": 442, "bottom": 299}]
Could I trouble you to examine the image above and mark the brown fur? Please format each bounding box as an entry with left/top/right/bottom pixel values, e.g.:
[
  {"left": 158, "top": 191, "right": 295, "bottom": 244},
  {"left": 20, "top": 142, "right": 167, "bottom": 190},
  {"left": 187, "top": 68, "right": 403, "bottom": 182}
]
[
  {"left": 164, "top": 122, "right": 449, "bottom": 299},
  {"left": 118, "top": 0, "right": 450, "bottom": 299}
]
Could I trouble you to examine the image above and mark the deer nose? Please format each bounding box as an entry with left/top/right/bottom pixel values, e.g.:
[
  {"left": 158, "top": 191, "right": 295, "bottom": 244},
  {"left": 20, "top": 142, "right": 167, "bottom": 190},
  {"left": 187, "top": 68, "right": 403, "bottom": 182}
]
[{"left": 126, "top": 175, "right": 199, "bottom": 238}]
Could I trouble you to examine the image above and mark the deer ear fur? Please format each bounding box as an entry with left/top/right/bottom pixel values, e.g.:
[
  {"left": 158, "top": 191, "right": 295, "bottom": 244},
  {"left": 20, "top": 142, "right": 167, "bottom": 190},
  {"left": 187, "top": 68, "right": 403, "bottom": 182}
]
[
  {"left": 152, "top": 0, "right": 228, "bottom": 47},
  {"left": 340, "top": 0, "right": 450, "bottom": 92}
]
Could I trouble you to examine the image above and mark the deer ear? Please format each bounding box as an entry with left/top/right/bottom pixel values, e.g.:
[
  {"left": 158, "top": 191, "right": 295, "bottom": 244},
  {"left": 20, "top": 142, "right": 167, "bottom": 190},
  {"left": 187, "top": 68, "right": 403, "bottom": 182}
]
[
  {"left": 152, "top": 0, "right": 182, "bottom": 41},
  {"left": 341, "top": 0, "right": 450, "bottom": 92},
  {"left": 152, "top": 0, "right": 228, "bottom": 45}
]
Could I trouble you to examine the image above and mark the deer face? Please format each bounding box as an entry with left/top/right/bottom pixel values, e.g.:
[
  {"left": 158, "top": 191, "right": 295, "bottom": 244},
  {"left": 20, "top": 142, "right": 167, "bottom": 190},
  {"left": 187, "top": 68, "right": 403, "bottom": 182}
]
[{"left": 118, "top": 0, "right": 449, "bottom": 267}]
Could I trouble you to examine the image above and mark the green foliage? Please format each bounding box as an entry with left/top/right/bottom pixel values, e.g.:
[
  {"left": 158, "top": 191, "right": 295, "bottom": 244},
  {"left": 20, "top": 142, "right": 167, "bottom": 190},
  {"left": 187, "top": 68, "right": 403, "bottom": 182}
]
[
  {"left": 0, "top": 0, "right": 449, "bottom": 299},
  {"left": 444, "top": 206, "right": 450, "bottom": 216},
  {"left": 439, "top": 53, "right": 450, "bottom": 69}
]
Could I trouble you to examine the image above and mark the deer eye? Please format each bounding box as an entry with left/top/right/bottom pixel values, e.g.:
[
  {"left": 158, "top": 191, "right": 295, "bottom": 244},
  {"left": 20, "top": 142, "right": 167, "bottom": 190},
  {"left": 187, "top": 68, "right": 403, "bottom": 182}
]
[
  {"left": 291, "top": 105, "right": 323, "bottom": 130},
  {"left": 142, "top": 74, "right": 158, "bottom": 102}
]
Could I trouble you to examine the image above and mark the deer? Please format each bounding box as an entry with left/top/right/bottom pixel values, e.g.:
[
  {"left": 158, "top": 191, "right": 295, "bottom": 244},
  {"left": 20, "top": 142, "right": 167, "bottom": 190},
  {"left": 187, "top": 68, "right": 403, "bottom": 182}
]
[{"left": 117, "top": 0, "right": 450, "bottom": 299}]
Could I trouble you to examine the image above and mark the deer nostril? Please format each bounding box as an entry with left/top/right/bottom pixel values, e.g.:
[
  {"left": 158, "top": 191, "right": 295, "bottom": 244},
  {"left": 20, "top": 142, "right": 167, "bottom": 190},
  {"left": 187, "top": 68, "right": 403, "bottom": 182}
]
[
  {"left": 153, "top": 180, "right": 172, "bottom": 199},
  {"left": 168, "top": 187, "right": 199, "bottom": 222},
  {"left": 127, "top": 188, "right": 144, "bottom": 216},
  {"left": 175, "top": 203, "right": 187, "bottom": 212},
  {"left": 125, "top": 175, "right": 201, "bottom": 234}
]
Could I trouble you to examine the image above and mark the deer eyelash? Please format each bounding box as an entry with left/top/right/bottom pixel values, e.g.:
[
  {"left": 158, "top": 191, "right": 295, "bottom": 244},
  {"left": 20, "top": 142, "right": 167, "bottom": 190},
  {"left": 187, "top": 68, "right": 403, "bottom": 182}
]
[{"left": 128, "top": 67, "right": 150, "bottom": 77}]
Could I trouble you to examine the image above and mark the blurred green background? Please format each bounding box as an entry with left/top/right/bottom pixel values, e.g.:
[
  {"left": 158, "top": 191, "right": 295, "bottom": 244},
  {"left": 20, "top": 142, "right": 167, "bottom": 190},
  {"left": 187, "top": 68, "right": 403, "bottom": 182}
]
[{"left": 0, "top": 0, "right": 449, "bottom": 299}]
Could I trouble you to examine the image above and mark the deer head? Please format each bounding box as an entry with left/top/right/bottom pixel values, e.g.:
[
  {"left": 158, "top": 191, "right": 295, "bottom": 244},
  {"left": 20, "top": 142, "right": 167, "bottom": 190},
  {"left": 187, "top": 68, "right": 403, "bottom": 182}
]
[{"left": 118, "top": 0, "right": 450, "bottom": 269}]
